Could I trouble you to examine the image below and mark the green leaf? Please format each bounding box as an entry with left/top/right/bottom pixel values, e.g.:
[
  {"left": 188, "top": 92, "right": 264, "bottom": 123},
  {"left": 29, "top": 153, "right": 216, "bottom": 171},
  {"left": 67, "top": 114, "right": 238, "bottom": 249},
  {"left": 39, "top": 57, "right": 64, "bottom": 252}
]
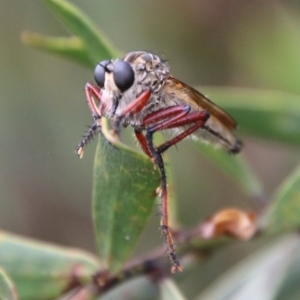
[
  {"left": 92, "top": 134, "right": 160, "bottom": 274},
  {"left": 273, "top": 239, "right": 300, "bottom": 300},
  {"left": 197, "top": 143, "right": 263, "bottom": 198},
  {"left": 21, "top": 32, "right": 94, "bottom": 68},
  {"left": 262, "top": 163, "right": 300, "bottom": 235},
  {"left": 201, "top": 87, "right": 300, "bottom": 146},
  {"left": 99, "top": 277, "right": 158, "bottom": 300},
  {"left": 0, "top": 267, "right": 18, "bottom": 300},
  {"left": 0, "top": 231, "right": 99, "bottom": 300},
  {"left": 159, "top": 279, "right": 187, "bottom": 300},
  {"left": 23, "top": 0, "right": 120, "bottom": 68},
  {"left": 195, "top": 236, "right": 300, "bottom": 300}
]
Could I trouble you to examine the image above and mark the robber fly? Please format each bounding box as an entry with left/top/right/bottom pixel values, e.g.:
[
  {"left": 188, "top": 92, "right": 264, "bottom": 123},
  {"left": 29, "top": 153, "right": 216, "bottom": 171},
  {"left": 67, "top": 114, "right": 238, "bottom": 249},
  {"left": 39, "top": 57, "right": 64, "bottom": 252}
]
[{"left": 76, "top": 51, "right": 242, "bottom": 273}]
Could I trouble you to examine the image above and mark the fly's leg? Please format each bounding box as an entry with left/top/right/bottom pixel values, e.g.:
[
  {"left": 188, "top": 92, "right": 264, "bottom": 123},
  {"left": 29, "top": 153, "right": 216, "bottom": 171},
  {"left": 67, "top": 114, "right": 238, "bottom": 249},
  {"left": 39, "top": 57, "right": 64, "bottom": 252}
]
[
  {"left": 112, "top": 89, "right": 152, "bottom": 135},
  {"left": 76, "top": 83, "right": 102, "bottom": 158},
  {"left": 134, "top": 105, "right": 191, "bottom": 158},
  {"left": 137, "top": 106, "right": 210, "bottom": 273},
  {"left": 76, "top": 119, "right": 101, "bottom": 159},
  {"left": 84, "top": 83, "right": 102, "bottom": 119},
  {"left": 77, "top": 88, "right": 151, "bottom": 157},
  {"left": 136, "top": 108, "right": 210, "bottom": 156},
  {"left": 150, "top": 110, "right": 210, "bottom": 154},
  {"left": 145, "top": 129, "right": 183, "bottom": 273}
]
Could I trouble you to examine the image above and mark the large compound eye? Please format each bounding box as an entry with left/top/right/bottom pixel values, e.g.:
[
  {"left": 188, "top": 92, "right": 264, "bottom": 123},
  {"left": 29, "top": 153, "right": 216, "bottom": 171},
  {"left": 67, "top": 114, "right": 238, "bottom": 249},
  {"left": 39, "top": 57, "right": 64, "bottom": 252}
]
[
  {"left": 94, "top": 60, "right": 110, "bottom": 88},
  {"left": 113, "top": 60, "right": 134, "bottom": 92}
]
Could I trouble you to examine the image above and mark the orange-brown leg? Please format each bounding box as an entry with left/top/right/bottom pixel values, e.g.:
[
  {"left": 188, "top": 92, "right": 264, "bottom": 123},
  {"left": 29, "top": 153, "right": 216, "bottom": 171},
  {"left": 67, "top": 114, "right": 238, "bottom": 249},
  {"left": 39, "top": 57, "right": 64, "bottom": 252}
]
[
  {"left": 153, "top": 111, "right": 210, "bottom": 153},
  {"left": 76, "top": 83, "right": 102, "bottom": 158},
  {"left": 136, "top": 108, "right": 210, "bottom": 273},
  {"left": 134, "top": 104, "right": 193, "bottom": 158},
  {"left": 144, "top": 128, "right": 183, "bottom": 273},
  {"left": 112, "top": 89, "right": 152, "bottom": 134},
  {"left": 85, "top": 82, "right": 102, "bottom": 119},
  {"left": 77, "top": 88, "right": 152, "bottom": 157}
]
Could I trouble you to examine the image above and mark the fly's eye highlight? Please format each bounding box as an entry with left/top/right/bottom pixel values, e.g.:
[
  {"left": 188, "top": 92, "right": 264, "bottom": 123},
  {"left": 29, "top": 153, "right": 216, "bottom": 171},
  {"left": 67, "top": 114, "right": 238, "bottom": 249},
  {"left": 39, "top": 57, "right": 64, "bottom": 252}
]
[
  {"left": 113, "top": 60, "right": 135, "bottom": 92},
  {"left": 94, "top": 60, "right": 110, "bottom": 88}
]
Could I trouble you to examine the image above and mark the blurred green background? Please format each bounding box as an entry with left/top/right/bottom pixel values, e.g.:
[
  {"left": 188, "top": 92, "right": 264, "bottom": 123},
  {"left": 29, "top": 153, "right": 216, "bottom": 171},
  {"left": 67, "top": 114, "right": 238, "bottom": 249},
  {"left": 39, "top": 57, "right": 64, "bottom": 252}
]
[{"left": 1, "top": 0, "right": 300, "bottom": 298}]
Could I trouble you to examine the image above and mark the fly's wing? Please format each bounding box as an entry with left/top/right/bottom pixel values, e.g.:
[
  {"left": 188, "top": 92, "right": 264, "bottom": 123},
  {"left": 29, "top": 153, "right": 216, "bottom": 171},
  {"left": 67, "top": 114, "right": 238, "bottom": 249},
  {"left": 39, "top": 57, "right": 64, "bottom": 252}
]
[
  {"left": 163, "top": 76, "right": 242, "bottom": 153},
  {"left": 166, "top": 76, "right": 237, "bottom": 130}
]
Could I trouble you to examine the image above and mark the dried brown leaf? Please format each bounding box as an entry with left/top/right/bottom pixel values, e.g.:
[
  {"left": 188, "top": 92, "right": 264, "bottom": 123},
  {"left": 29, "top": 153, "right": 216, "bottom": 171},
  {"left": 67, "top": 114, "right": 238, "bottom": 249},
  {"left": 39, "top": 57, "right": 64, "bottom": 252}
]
[{"left": 200, "top": 208, "right": 257, "bottom": 240}]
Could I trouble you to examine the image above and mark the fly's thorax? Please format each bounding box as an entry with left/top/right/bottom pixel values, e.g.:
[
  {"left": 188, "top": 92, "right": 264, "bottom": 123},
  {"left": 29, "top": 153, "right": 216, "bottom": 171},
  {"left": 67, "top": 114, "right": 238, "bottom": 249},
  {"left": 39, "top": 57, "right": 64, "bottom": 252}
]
[{"left": 123, "top": 51, "right": 170, "bottom": 94}]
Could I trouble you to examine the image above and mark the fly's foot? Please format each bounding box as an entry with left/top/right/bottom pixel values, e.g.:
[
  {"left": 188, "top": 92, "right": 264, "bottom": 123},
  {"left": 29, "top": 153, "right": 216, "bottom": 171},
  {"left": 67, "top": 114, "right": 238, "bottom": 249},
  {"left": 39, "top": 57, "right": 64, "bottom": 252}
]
[
  {"left": 160, "top": 224, "right": 184, "bottom": 273},
  {"left": 76, "top": 121, "right": 100, "bottom": 158},
  {"left": 76, "top": 144, "right": 85, "bottom": 159},
  {"left": 171, "top": 264, "right": 184, "bottom": 274}
]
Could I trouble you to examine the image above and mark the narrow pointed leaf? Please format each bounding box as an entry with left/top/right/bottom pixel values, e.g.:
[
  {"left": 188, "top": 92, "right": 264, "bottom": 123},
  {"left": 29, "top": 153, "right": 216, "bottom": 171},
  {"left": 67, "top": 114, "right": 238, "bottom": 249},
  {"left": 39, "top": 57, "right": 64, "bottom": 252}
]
[
  {"left": 201, "top": 86, "right": 300, "bottom": 146},
  {"left": 273, "top": 239, "right": 300, "bottom": 300},
  {"left": 197, "top": 143, "right": 263, "bottom": 198},
  {"left": 92, "top": 134, "right": 160, "bottom": 274},
  {"left": 100, "top": 277, "right": 158, "bottom": 300},
  {"left": 0, "top": 231, "right": 99, "bottom": 300},
  {"left": 159, "top": 279, "right": 187, "bottom": 300},
  {"left": 195, "top": 236, "right": 299, "bottom": 300},
  {"left": 262, "top": 163, "right": 300, "bottom": 235},
  {"left": 29, "top": 0, "right": 119, "bottom": 67},
  {"left": 21, "top": 32, "right": 94, "bottom": 68},
  {"left": 0, "top": 267, "right": 18, "bottom": 300}
]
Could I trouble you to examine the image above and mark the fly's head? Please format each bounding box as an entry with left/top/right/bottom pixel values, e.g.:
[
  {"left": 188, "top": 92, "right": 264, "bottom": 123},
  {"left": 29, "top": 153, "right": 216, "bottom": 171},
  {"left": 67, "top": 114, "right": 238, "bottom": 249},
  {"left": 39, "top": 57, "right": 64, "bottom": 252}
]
[
  {"left": 93, "top": 51, "right": 169, "bottom": 117},
  {"left": 94, "top": 59, "right": 135, "bottom": 94},
  {"left": 94, "top": 58, "right": 135, "bottom": 115}
]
